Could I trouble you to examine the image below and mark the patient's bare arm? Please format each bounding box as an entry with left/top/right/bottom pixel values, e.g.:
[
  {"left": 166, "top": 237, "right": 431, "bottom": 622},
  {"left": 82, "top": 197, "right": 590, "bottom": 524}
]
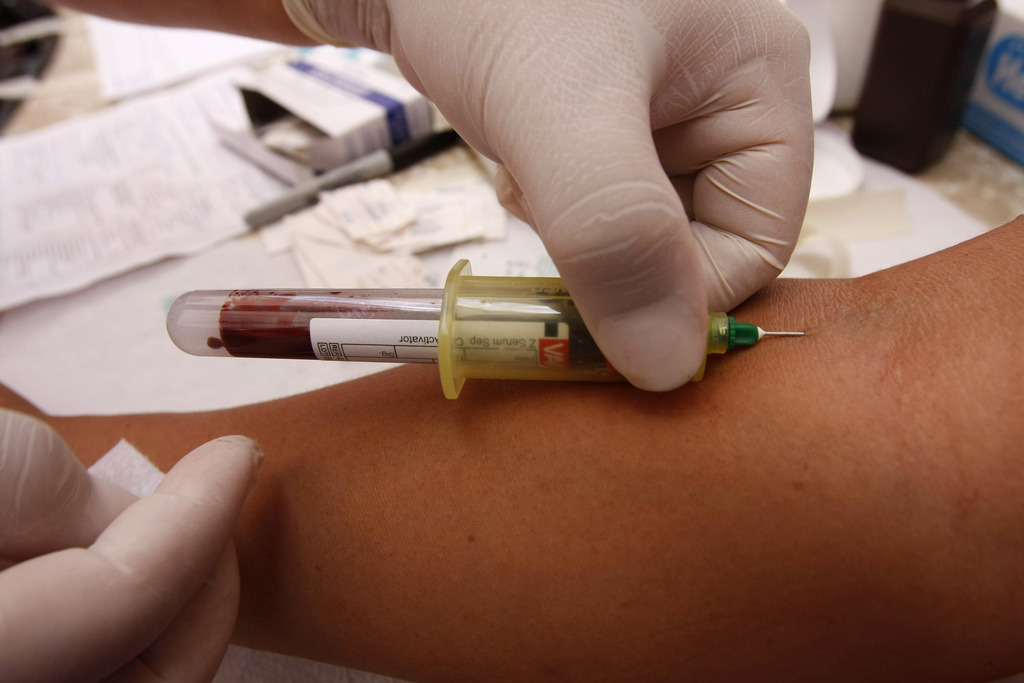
[{"left": 12, "top": 218, "right": 1024, "bottom": 682}]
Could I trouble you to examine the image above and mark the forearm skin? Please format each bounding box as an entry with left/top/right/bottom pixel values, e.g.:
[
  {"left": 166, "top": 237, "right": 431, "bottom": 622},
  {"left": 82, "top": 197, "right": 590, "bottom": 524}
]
[{"left": 12, "top": 219, "right": 1024, "bottom": 682}]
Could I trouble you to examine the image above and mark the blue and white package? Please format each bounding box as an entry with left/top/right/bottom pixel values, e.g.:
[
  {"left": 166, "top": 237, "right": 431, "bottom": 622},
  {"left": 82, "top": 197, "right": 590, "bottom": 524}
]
[
  {"left": 965, "top": 0, "right": 1024, "bottom": 167},
  {"left": 247, "top": 47, "right": 433, "bottom": 170}
]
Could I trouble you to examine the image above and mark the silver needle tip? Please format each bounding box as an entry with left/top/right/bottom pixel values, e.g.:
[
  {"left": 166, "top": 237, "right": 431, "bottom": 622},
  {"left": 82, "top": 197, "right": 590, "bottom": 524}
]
[{"left": 760, "top": 330, "right": 805, "bottom": 337}]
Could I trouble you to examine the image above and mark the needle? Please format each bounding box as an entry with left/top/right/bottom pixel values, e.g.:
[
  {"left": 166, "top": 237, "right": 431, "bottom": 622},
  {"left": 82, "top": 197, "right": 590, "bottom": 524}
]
[{"left": 759, "top": 330, "right": 805, "bottom": 338}]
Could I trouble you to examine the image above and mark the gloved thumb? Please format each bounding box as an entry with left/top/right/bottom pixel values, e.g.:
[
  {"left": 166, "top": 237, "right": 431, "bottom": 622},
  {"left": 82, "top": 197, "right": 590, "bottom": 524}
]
[{"left": 496, "top": 93, "right": 708, "bottom": 391}]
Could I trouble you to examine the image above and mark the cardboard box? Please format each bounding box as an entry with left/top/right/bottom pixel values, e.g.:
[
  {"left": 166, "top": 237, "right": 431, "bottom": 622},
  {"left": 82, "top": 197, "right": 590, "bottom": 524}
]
[
  {"left": 964, "top": 0, "right": 1024, "bottom": 166},
  {"left": 244, "top": 47, "right": 433, "bottom": 171}
]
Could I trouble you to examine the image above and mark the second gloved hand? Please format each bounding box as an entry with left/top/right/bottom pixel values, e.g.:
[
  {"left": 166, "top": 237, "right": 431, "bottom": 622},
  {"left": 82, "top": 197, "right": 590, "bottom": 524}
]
[
  {"left": 0, "top": 409, "right": 262, "bottom": 683},
  {"left": 288, "top": 0, "right": 813, "bottom": 390}
]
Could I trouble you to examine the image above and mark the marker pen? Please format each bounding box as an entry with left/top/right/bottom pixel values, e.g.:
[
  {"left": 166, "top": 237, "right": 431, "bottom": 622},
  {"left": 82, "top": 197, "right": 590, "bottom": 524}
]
[{"left": 243, "top": 128, "right": 461, "bottom": 228}]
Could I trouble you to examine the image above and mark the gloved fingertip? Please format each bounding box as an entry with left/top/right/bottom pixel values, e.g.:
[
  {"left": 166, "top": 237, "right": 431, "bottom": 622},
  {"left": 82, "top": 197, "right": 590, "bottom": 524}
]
[
  {"left": 242, "top": 436, "right": 265, "bottom": 472},
  {"left": 596, "top": 300, "right": 708, "bottom": 392},
  {"left": 213, "top": 434, "right": 262, "bottom": 460},
  {"left": 222, "top": 435, "right": 264, "bottom": 486},
  {"left": 196, "top": 435, "right": 264, "bottom": 494}
]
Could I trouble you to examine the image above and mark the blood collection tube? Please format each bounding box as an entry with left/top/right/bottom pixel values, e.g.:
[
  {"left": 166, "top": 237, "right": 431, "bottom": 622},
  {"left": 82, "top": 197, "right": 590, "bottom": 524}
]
[{"left": 167, "top": 260, "right": 802, "bottom": 398}]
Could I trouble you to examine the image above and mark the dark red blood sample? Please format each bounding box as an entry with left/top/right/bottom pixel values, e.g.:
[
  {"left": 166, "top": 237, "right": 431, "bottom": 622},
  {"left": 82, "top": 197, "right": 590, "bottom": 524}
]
[{"left": 217, "top": 290, "right": 442, "bottom": 359}]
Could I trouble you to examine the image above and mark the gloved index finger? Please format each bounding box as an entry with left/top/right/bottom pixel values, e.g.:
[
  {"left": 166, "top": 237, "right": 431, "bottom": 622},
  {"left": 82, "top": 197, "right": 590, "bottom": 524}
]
[
  {"left": 0, "top": 410, "right": 137, "bottom": 561},
  {"left": 0, "top": 435, "right": 262, "bottom": 682}
]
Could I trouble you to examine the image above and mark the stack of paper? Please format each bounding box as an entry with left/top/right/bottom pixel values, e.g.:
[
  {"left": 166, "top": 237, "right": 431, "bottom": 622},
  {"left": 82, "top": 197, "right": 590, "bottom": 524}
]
[
  {"left": 258, "top": 145, "right": 509, "bottom": 288},
  {"left": 0, "top": 70, "right": 286, "bottom": 311}
]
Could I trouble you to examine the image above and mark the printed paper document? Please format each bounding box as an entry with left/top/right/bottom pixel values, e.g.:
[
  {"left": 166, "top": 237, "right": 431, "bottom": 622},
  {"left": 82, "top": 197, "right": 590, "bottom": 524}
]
[{"left": 0, "top": 70, "right": 285, "bottom": 311}]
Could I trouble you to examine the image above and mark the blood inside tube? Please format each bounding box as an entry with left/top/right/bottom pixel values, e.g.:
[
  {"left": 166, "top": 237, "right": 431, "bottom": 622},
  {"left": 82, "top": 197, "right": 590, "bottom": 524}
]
[{"left": 215, "top": 290, "right": 443, "bottom": 359}]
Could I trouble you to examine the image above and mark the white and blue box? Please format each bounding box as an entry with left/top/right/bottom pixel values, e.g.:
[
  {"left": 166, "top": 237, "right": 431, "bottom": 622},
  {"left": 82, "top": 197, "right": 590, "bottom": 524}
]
[
  {"left": 964, "top": 0, "right": 1024, "bottom": 167},
  {"left": 246, "top": 47, "right": 433, "bottom": 170}
]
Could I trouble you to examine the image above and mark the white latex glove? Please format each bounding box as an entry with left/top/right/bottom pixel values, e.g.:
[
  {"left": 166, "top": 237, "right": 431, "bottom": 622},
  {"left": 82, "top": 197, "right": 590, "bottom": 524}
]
[
  {"left": 0, "top": 409, "right": 262, "bottom": 682},
  {"left": 284, "top": 0, "right": 813, "bottom": 390}
]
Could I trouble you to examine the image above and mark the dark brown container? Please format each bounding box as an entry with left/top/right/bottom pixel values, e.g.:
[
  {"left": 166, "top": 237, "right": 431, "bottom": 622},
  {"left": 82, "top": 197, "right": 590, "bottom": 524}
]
[{"left": 852, "top": 0, "right": 997, "bottom": 173}]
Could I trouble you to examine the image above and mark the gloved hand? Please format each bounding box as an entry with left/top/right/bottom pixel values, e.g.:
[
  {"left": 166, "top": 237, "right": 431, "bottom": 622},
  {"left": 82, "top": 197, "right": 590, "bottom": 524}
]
[
  {"left": 283, "top": 0, "right": 814, "bottom": 390},
  {"left": 0, "top": 409, "right": 262, "bottom": 683}
]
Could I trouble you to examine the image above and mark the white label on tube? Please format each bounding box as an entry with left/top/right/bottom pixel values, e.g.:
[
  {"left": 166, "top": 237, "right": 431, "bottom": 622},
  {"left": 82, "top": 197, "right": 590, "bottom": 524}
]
[
  {"left": 451, "top": 320, "right": 570, "bottom": 367},
  {"left": 310, "top": 318, "right": 572, "bottom": 367},
  {"left": 310, "top": 318, "right": 440, "bottom": 363}
]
